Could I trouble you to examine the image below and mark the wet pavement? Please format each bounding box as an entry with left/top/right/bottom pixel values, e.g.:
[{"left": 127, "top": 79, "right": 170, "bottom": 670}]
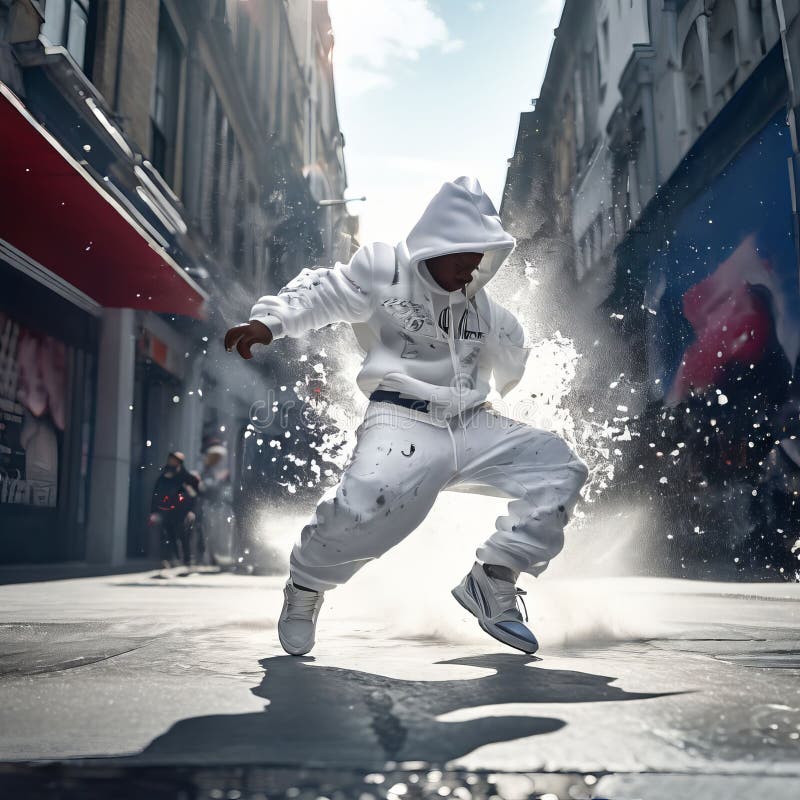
[{"left": 0, "top": 570, "right": 798, "bottom": 798}]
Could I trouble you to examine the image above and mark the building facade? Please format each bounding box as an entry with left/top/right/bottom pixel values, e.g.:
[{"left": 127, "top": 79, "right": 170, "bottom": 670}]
[
  {"left": 0, "top": 0, "right": 353, "bottom": 566},
  {"left": 503, "top": 0, "right": 800, "bottom": 576}
]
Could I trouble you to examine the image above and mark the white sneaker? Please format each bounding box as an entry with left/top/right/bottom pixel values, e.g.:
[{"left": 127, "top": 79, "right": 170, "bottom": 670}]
[
  {"left": 452, "top": 562, "right": 539, "bottom": 654},
  {"left": 278, "top": 580, "right": 325, "bottom": 656}
]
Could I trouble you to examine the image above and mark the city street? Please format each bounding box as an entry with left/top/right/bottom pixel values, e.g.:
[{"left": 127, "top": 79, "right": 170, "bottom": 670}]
[
  {"left": 1, "top": 555, "right": 799, "bottom": 797},
  {"left": 7, "top": 0, "right": 800, "bottom": 798}
]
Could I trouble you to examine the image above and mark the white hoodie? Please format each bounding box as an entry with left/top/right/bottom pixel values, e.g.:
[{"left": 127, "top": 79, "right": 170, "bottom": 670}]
[{"left": 249, "top": 176, "right": 528, "bottom": 423}]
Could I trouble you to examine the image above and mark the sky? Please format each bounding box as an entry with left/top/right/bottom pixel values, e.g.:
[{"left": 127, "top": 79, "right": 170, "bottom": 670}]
[{"left": 326, "top": 0, "right": 565, "bottom": 243}]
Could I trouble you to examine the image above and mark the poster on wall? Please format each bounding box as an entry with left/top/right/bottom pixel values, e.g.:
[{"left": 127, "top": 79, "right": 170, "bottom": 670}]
[
  {"left": 645, "top": 112, "right": 800, "bottom": 448},
  {"left": 0, "top": 312, "right": 66, "bottom": 507}
]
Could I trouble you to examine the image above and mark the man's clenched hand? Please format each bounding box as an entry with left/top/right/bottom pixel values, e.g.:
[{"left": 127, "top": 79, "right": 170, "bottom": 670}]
[{"left": 224, "top": 320, "right": 273, "bottom": 359}]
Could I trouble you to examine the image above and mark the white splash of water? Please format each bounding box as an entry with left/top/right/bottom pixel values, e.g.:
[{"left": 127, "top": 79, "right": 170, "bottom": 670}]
[
  {"left": 322, "top": 494, "right": 673, "bottom": 649},
  {"left": 255, "top": 491, "right": 672, "bottom": 649},
  {"left": 250, "top": 259, "right": 659, "bottom": 647}
]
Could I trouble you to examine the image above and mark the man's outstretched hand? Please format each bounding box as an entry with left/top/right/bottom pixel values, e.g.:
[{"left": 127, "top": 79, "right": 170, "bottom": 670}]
[{"left": 224, "top": 320, "right": 273, "bottom": 359}]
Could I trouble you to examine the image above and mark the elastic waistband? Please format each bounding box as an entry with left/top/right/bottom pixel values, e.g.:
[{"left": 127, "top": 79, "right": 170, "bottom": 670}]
[
  {"left": 365, "top": 395, "right": 488, "bottom": 431},
  {"left": 368, "top": 389, "right": 430, "bottom": 413}
]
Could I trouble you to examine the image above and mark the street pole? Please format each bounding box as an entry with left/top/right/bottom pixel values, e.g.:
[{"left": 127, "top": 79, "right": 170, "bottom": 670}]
[{"left": 317, "top": 196, "right": 367, "bottom": 207}]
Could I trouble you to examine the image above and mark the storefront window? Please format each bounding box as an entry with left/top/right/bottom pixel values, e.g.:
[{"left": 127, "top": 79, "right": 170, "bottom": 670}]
[{"left": 0, "top": 313, "right": 66, "bottom": 508}]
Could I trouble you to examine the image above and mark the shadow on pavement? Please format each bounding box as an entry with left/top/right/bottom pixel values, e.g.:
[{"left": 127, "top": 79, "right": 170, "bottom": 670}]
[{"left": 134, "top": 651, "right": 678, "bottom": 765}]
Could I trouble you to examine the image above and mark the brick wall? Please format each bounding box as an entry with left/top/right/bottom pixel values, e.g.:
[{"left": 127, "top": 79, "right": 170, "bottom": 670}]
[{"left": 115, "top": 0, "right": 159, "bottom": 156}]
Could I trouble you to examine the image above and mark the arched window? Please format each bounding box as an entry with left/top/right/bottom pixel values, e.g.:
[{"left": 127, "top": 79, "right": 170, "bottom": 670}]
[
  {"left": 762, "top": 0, "right": 781, "bottom": 49},
  {"left": 682, "top": 25, "right": 707, "bottom": 133},
  {"left": 708, "top": 0, "right": 739, "bottom": 104},
  {"left": 748, "top": 0, "right": 765, "bottom": 58}
]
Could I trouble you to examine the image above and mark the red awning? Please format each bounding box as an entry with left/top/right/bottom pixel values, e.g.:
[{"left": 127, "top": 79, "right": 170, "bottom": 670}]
[{"left": 0, "top": 83, "right": 207, "bottom": 319}]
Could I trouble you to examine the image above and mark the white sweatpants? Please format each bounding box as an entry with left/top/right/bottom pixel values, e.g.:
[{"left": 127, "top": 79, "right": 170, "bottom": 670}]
[{"left": 290, "top": 401, "right": 589, "bottom": 592}]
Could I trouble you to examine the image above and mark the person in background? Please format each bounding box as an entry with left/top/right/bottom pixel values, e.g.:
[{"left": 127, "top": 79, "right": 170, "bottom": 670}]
[
  {"left": 149, "top": 451, "right": 200, "bottom": 571},
  {"left": 196, "top": 443, "right": 235, "bottom": 569}
]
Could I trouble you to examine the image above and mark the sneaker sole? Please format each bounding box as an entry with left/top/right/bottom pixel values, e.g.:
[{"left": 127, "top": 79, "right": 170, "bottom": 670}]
[
  {"left": 278, "top": 630, "right": 314, "bottom": 656},
  {"left": 451, "top": 585, "right": 539, "bottom": 655}
]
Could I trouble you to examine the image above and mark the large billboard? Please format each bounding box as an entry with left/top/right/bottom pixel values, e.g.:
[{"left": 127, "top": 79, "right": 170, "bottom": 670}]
[
  {"left": 642, "top": 111, "right": 800, "bottom": 574},
  {"left": 647, "top": 112, "right": 798, "bottom": 427}
]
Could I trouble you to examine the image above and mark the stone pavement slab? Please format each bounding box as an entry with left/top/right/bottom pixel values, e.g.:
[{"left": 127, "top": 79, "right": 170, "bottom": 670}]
[{"left": 0, "top": 570, "right": 798, "bottom": 796}]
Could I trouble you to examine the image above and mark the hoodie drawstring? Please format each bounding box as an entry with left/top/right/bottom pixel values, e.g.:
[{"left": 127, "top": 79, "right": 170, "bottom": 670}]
[
  {"left": 446, "top": 292, "right": 467, "bottom": 472},
  {"left": 445, "top": 416, "right": 459, "bottom": 472},
  {"left": 422, "top": 270, "right": 472, "bottom": 473}
]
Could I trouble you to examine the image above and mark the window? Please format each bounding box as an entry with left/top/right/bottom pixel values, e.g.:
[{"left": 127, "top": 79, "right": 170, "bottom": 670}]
[
  {"left": 611, "top": 152, "right": 632, "bottom": 238},
  {"left": 210, "top": 108, "right": 227, "bottom": 245},
  {"left": 198, "top": 81, "right": 218, "bottom": 238},
  {"left": 276, "top": 17, "right": 286, "bottom": 136},
  {"left": 573, "top": 69, "right": 585, "bottom": 157},
  {"left": 750, "top": 1, "right": 766, "bottom": 57},
  {"left": 40, "top": 0, "right": 94, "bottom": 74},
  {"left": 236, "top": 5, "right": 250, "bottom": 74},
  {"left": 708, "top": 0, "right": 739, "bottom": 103},
  {"left": 212, "top": 0, "right": 228, "bottom": 24},
  {"left": 682, "top": 25, "right": 707, "bottom": 133},
  {"left": 574, "top": 44, "right": 601, "bottom": 166},
  {"left": 251, "top": 31, "right": 261, "bottom": 97},
  {"left": 150, "top": 4, "right": 183, "bottom": 186},
  {"left": 232, "top": 160, "right": 246, "bottom": 273}
]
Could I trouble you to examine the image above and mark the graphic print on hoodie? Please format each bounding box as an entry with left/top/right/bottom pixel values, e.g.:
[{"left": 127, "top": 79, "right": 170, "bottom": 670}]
[
  {"left": 249, "top": 176, "right": 529, "bottom": 418},
  {"left": 380, "top": 293, "right": 484, "bottom": 341}
]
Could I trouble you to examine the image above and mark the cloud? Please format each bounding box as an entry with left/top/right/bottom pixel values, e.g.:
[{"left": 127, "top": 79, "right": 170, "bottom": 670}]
[
  {"left": 469, "top": 1, "right": 485, "bottom": 11},
  {"left": 441, "top": 38, "right": 464, "bottom": 54},
  {"left": 336, "top": 67, "right": 391, "bottom": 97},
  {"left": 328, "top": 0, "right": 463, "bottom": 97},
  {"left": 349, "top": 156, "right": 505, "bottom": 242}
]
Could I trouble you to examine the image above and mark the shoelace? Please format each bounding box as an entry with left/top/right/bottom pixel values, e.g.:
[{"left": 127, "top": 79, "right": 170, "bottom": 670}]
[
  {"left": 495, "top": 585, "right": 529, "bottom": 622},
  {"left": 286, "top": 590, "right": 319, "bottom": 621},
  {"left": 516, "top": 588, "right": 529, "bottom": 622}
]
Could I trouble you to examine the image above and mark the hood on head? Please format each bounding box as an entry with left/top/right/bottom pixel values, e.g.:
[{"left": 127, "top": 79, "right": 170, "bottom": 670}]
[{"left": 403, "top": 176, "right": 515, "bottom": 298}]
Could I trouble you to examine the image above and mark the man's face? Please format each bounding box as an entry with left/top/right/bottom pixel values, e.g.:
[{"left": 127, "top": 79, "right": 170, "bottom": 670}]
[
  {"left": 426, "top": 252, "right": 483, "bottom": 292},
  {"left": 165, "top": 456, "right": 181, "bottom": 472}
]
